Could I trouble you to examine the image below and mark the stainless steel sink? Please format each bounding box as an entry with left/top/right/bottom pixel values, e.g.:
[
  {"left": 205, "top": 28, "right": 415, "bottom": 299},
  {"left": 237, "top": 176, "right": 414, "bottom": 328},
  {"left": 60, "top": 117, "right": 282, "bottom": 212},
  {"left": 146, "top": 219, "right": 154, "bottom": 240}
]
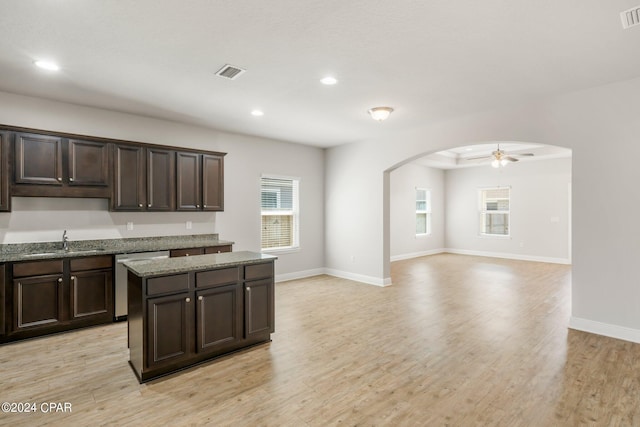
[{"left": 23, "top": 248, "right": 107, "bottom": 257}]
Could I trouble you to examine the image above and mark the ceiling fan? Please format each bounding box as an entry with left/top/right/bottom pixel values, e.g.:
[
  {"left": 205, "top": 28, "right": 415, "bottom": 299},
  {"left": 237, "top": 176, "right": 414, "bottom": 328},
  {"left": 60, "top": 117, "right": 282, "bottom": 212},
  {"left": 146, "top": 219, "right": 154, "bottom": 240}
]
[{"left": 466, "top": 144, "right": 534, "bottom": 168}]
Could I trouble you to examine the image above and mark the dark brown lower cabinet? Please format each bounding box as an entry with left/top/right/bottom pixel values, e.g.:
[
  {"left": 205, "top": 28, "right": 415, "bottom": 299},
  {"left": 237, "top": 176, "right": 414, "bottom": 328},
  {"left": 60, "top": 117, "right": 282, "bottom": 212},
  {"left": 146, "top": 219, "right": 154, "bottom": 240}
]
[
  {"left": 4, "top": 256, "right": 114, "bottom": 342},
  {"left": 70, "top": 269, "right": 113, "bottom": 321},
  {"left": 147, "top": 293, "right": 193, "bottom": 369},
  {"left": 196, "top": 283, "right": 242, "bottom": 354},
  {"left": 14, "top": 274, "right": 64, "bottom": 330},
  {"left": 0, "top": 265, "right": 4, "bottom": 335},
  {"left": 128, "top": 260, "right": 274, "bottom": 382}
]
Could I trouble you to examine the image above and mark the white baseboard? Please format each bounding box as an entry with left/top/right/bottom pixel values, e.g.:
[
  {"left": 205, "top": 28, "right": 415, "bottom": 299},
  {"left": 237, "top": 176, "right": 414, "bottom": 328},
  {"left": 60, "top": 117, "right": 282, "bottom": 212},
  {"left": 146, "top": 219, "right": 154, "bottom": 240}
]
[
  {"left": 390, "top": 248, "right": 446, "bottom": 262},
  {"left": 569, "top": 316, "right": 640, "bottom": 344},
  {"left": 324, "top": 268, "right": 392, "bottom": 287},
  {"left": 275, "top": 268, "right": 326, "bottom": 283},
  {"left": 444, "top": 248, "right": 571, "bottom": 265}
]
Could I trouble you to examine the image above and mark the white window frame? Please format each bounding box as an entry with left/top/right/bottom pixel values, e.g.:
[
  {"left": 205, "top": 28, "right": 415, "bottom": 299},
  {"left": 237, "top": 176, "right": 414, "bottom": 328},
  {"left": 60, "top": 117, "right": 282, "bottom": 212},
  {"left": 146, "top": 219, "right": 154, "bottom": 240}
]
[
  {"left": 260, "top": 174, "right": 300, "bottom": 253},
  {"left": 415, "top": 188, "right": 432, "bottom": 237},
  {"left": 478, "top": 186, "right": 511, "bottom": 238}
]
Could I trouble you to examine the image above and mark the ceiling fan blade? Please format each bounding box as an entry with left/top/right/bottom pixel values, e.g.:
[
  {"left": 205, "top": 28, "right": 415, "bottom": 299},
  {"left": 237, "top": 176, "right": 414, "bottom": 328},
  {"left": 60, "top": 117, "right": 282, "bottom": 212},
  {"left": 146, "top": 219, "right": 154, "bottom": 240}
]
[
  {"left": 512, "top": 153, "right": 534, "bottom": 157},
  {"left": 504, "top": 156, "right": 519, "bottom": 162},
  {"left": 465, "top": 155, "right": 493, "bottom": 161}
]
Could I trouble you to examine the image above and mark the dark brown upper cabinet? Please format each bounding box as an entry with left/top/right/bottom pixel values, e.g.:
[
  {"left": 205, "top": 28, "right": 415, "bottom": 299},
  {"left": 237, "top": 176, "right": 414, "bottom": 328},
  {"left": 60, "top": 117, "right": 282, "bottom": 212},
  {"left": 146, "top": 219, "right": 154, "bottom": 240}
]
[
  {"left": 0, "top": 132, "right": 10, "bottom": 212},
  {"left": 147, "top": 148, "right": 175, "bottom": 211},
  {"left": 68, "top": 139, "right": 109, "bottom": 186},
  {"left": 202, "top": 154, "right": 224, "bottom": 211},
  {"left": 112, "top": 144, "right": 145, "bottom": 210},
  {"left": 112, "top": 144, "right": 175, "bottom": 211},
  {"left": 13, "top": 132, "right": 111, "bottom": 198},
  {"left": 176, "top": 152, "right": 224, "bottom": 211}
]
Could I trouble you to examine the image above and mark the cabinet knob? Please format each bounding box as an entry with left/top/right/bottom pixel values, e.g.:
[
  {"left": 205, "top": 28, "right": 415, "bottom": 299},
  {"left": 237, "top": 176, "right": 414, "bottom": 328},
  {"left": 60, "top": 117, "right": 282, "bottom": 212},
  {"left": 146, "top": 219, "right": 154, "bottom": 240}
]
[
  {"left": 57, "top": 177, "right": 62, "bottom": 182},
  {"left": 196, "top": 204, "right": 200, "bottom": 208},
  {"left": 138, "top": 204, "right": 143, "bottom": 208},
  {"left": 185, "top": 297, "right": 191, "bottom": 303},
  {"left": 203, "top": 205, "right": 207, "bottom": 208},
  {"left": 246, "top": 287, "right": 251, "bottom": 292},
  {"left": 185, "top": 253, "right": 189, "bottom": 256},
  {"left": 147, "top": 204, "right": 151, "bottom": 208},
  {"left": 69, "top": 178, "right": 74, "bottom": 182},
  {"left": 58, "top": 278, "right": 63, "bottom": 283},
  {"left": 71, "top": 276, "right": 76, "bottom": 281},
  {"left": 198, "top": 296, "right": 203, "bottom": 301}
]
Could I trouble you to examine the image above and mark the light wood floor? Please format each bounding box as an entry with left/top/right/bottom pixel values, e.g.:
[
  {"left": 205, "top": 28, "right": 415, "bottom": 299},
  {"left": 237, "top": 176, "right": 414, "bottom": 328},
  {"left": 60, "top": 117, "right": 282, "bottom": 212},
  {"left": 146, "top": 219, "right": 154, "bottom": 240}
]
[{"left": 1, "top": 254, "right": 640, "bottom": 426}]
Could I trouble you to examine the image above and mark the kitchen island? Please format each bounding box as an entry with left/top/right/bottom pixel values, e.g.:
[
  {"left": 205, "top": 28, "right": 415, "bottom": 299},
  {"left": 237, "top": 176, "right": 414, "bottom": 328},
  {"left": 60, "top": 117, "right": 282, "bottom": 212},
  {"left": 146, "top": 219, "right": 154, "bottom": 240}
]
[{"left": 124, "top": 250, "right": 276, "bottom": 382}]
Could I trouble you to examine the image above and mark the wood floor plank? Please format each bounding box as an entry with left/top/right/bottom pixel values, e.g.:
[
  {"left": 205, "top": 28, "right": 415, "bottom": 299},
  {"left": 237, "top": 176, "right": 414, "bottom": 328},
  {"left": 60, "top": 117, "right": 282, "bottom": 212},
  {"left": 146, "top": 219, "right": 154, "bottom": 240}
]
[{"left": 1, "top": 254, "right": 640, "bottom": 426}]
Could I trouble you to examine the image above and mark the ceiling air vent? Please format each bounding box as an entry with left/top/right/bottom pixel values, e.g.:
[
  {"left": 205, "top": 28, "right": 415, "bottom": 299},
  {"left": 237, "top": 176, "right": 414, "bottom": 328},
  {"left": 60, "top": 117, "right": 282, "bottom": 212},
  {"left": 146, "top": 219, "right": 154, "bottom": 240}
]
[
  {"left": 621, "top": 6, "right": 640, "bottom": 29},
  {"left": 215, "top": 64, "right": 246, "bottom": 80}
]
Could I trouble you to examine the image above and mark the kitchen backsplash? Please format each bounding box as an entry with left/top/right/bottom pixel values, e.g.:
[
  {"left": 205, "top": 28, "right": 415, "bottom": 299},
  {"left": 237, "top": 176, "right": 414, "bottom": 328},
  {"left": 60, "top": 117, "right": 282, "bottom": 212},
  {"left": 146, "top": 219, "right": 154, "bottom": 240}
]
[{"left": 0, "top": 197, "right": 218, "bottom": 243}]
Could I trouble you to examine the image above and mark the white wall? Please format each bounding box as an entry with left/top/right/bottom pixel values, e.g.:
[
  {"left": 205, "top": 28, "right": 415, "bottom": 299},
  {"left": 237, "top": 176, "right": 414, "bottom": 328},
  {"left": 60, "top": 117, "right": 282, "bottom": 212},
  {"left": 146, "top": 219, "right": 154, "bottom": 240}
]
[
  {"left": 0, "top": 91, "right": 325, "bottom": 279},
  {"left": 325, "top": 75, "right": 640, "bottom": 343},
  {"left": 445, "top": 157, "right": 571, "bottom": 263},
  {"left": 389, "top": 163, "right": 445, "bottom": 260}
]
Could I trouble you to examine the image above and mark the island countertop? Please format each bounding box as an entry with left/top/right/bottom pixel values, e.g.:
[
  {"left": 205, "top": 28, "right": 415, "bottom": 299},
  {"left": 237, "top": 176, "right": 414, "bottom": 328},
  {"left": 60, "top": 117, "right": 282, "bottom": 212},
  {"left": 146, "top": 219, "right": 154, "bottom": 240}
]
[{"left": 123, "top": 250, "right": 277, "bottom": 278}]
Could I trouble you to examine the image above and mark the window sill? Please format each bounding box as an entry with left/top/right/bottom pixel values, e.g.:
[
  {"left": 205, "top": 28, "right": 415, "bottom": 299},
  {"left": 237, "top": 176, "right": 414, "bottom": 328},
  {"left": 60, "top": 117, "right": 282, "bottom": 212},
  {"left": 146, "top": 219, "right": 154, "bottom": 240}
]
[
  {"left": 415, "top": 233, "right": 432, "bottom": 239},
  {"left": 261, "top": 246, "right": 301, "bottom": 255}
]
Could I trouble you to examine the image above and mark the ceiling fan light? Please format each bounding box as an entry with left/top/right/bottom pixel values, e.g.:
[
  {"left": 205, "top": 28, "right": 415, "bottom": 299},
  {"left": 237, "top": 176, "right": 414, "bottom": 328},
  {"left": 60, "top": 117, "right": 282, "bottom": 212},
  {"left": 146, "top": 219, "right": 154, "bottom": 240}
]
[
  {"left": 368, "top": 106, "right": 394, "bottom": 121},
  {"left": 491, "top": 159, "right": 500, "bottom": 168},
  {"left": 500, "top": 159, "right": 509, "bottom": 166}
]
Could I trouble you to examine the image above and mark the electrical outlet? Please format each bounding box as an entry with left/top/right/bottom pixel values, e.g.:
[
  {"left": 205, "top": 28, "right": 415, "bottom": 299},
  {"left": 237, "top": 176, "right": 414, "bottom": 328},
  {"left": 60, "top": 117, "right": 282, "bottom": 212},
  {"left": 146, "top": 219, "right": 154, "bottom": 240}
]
[
  {"left": 126, "top": 222, "right": 134, "bottom": 231},
  {"left": 186, "top": 221, "right": 192, "bottom": 230}
]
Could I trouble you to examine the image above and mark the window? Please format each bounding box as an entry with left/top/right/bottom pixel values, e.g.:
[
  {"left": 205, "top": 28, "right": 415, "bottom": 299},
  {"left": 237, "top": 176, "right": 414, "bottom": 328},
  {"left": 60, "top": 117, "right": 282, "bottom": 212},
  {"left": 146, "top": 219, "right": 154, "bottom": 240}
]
[
  {"left": 415, "top": 188, "right": 431, "bottom": 236},
  {"left": 479, "top": 187, "right": 510, "bottom": 236},
  {"left": 261, "top": 176, "right": 299, "bottom": 251}
]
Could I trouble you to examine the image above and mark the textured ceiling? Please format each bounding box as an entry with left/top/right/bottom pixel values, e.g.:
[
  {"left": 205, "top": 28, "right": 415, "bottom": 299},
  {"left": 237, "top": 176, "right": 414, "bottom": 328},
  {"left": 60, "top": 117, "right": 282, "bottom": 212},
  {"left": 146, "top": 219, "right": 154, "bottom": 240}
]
[{"left": 0, "top": 1, "right": 639, "bottom": 147}]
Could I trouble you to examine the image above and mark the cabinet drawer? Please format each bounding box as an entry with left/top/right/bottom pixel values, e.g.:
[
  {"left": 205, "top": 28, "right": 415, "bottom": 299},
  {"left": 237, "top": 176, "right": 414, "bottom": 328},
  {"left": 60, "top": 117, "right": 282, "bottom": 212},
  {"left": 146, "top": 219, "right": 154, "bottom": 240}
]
[
  {"left": 146, "top": 273, "right": 190, "bottom": 296},
  {"left": 204, "top": 245, "right": 232, "bottom": 254},
  {"left": 244, "top": 263, "right": 273, "bottom": 281},
  {"left": 196, "top": 267, "right": 239, "bottom": 288},
  {"left": 70, "top": 255, "right": 112, "bottom": 272},
  {"left": 13, "top": 260, "right": 64, "bottom": 277},
  {"left": 170, "top": 248, "right": 204, "bottom": 258}
]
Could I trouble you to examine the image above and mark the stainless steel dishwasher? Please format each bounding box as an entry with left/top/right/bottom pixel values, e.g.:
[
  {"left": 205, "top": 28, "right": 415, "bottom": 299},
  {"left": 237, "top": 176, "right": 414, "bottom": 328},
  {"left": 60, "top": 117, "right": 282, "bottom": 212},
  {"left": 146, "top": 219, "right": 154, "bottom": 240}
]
[{"left": 114, "top": 251, "right": 170, "bottom": 320}]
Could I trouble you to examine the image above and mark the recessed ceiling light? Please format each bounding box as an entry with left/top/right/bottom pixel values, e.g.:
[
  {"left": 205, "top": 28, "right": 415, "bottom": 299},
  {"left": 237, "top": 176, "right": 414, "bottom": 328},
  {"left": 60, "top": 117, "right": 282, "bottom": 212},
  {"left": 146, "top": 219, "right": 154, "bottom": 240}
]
[
  {"left": 251, "top": 110, "right": 264, "bottom": 117},
  {"left": 34, "top": 60, "right": 60, "bottom": 71},
  {"left": 320, "top": 76, "right": 338, "bottom": 85}
]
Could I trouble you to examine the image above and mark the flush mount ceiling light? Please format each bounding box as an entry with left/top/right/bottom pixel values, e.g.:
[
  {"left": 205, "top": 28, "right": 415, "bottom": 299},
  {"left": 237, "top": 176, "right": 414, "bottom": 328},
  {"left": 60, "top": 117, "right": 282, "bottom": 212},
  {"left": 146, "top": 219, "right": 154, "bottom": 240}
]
[
  {"left": 320, "top": 76, "right": 338, "bottom": 85},
  {"left": 251, "top": 109, "right": 264, "bottom": 117},
  {"left": 368, "top": 106, "right": 394, "bottom": 121},
  {"left": 34, "top": 60, "right": 60, "bottom": 71}
]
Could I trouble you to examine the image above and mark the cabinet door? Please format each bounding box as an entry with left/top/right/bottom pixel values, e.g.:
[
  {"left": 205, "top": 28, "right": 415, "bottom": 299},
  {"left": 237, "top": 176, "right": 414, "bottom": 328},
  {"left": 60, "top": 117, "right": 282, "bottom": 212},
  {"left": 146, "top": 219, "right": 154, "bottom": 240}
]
[
  {"left": 14, "top": 133, "right": 63, "bottom": 185},
  {"left": 0, "top": 132, "right": 10, "bottom": 211},
  {"left": 70, "top": 269, "right": 113, "bottom": 321},
  {"left": 146, "top": 293, "right": 192, "bottom": 368},
  {"left": 113, "top": 144, "right": 146, "bottom": 210},
  {"left": 202, "top": 154, "right": 224, "bottom": 211},
  {"left": 68, "top": 139, "right": 109, "bottom": 186},
  {"left": 0, "top": 264, "right": 5, "bottom": 336},
  {"left": 196, "top": 283, "right": 242, "bottom": 354},
  {"left": 147, "top": 148, "right": 175, "bottom": 211},
  {"left": 13, "top": 274, "right": 64, "bottom": 330},
  {"left": 244, "top": 278, "right": 274, "bottom": 338},
  {"left": 176, "top": 152, "right": 201, "bottom": 210}
]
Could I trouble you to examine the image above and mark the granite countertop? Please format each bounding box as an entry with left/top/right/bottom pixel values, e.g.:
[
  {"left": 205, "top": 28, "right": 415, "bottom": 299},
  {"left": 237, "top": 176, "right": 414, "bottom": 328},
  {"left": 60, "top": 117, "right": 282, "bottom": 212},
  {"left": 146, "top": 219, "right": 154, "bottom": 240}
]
[
  {"left": 0, "top": 234, "right": 234, "bottom": 262},
  {"left": 124, "top": 250, "right": 277, "bottom": 278}
]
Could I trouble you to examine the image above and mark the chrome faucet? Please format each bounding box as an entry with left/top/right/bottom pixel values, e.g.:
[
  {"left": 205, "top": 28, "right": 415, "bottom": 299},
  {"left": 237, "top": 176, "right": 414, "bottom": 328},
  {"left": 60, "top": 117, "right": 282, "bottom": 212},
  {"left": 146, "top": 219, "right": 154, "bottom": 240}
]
[{"left": 62, "top": 230, "right": 69, "bottom": 251}]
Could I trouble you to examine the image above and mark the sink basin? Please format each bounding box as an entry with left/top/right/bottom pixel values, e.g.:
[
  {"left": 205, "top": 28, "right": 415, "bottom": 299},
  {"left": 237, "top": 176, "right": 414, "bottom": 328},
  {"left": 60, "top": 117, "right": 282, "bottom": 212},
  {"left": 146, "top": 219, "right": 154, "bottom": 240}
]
[{"left": 23, "top": 248, "right": 107, "bottom": 258}]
